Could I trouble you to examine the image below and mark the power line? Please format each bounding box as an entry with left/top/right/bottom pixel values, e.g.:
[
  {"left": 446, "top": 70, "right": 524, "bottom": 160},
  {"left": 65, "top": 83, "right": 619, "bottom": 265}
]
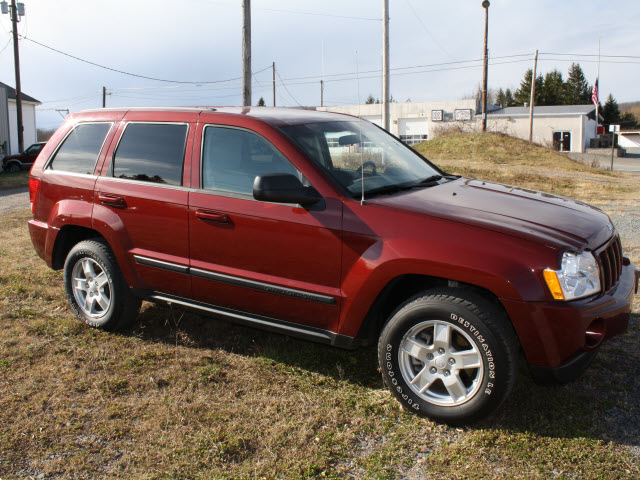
[
  {"left": 198, "top": 0, "right": 381, "bottom": 21},
  {"left": 275, "top": 68, "right": 302, "bottom": 107},
  {"left": 0, "top": 37, "right": 11, "bottom": 56},
  {"left": 22, "top": 35, "right": 272, "bottom": 84},
  {"left": 402, "top": 0, "right": 452, "bottom": 58},
  {"left": 540, "top": 52, "right": 640, "bottom": 59}
]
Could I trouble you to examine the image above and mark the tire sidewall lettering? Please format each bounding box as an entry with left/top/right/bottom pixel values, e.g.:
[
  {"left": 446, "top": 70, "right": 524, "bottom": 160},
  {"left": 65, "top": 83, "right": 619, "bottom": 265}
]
[{"left": 450, "top": 312, "right": 496, "bottom": 394}]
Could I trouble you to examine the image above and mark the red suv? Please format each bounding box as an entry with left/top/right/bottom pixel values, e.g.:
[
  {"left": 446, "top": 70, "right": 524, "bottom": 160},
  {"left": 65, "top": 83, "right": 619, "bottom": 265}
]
[{"left": 27, "top": 107, "right": 638, "bottom": 424}]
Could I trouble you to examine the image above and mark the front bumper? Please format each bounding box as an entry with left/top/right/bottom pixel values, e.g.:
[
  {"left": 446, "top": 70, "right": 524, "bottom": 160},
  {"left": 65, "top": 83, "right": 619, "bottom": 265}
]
[{"left": 502, "top": 260, "right": 638, "bottom": 382}]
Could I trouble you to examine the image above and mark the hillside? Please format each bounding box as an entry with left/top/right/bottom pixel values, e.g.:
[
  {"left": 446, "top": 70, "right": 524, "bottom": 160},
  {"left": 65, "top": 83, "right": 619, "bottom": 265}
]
[{"left": 413, "top": 132, "right": 639, "bottom": 204}]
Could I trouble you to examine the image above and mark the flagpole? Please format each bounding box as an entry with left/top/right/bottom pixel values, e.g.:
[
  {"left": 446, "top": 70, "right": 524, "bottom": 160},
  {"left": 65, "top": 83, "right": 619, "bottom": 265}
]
[{"left": 595, "top": 37, "right": 600, "bottom": 137}]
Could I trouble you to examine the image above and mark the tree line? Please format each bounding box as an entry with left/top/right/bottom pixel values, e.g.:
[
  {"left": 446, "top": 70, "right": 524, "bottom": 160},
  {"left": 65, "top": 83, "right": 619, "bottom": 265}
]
[{"left": 493, "top": 63, "right": 638, "bottom": 129}]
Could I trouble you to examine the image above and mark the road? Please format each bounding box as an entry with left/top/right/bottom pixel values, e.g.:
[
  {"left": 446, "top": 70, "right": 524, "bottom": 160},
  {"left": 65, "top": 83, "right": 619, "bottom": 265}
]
[
  {"left": 0, "top": 186, "right": 28, "bottom": 213},
  {"left": 613, "top": 154, "right": 640, "bottom": 174}
]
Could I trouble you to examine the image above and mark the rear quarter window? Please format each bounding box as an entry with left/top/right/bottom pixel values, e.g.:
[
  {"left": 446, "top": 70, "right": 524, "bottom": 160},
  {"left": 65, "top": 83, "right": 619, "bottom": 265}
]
[
  {"left": 48, "top": 123, "right": 112, "bottom": 174},
  {"left": 112, "top": 123, "right": 188, "bottom": 186}
]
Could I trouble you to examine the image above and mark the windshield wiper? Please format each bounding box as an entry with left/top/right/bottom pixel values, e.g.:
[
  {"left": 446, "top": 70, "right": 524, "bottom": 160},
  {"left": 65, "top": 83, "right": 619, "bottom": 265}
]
[{"left": 416, "top": 175, "right": 443, "bottom": 184}]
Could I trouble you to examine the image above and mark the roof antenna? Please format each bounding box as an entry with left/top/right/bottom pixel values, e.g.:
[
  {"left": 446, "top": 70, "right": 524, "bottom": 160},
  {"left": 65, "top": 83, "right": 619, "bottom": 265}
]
[{"left": 355, "top": 51, "right": 365, "bottom": 205}]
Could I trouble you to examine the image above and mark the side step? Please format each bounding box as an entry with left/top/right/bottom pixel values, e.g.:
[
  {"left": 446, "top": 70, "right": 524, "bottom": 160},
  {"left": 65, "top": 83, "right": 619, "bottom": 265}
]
[{"left": 143, "top": 292, "right": 359, "bottom": 349}]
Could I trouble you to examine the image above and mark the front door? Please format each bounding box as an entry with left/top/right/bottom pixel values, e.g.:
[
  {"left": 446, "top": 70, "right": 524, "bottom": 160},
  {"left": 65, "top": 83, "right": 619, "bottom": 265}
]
[
  {"left": 553, "top": 131, "right": 571, "bottom": 152},
  {"left": 188, "top": 124, "right": 342, "bottom": 331}
]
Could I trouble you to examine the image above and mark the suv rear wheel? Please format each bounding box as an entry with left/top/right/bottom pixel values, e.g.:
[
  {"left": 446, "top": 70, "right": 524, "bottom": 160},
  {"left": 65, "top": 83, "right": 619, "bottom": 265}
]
[
  {"left": 378, "top": 288, "right": 518, "bottom": 424},
  {"left": 63, "top": 239, "right": 141, "bottom": 330}
]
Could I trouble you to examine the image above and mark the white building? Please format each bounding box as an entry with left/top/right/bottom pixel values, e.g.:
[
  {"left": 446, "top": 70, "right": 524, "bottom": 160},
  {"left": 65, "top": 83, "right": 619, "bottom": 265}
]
[
  {"left": 0, "top": 81, "right": 40, "bottom": 156},
  {"left": 317, "top": 99, "right": 477, "bottom": 145},
  {"left": 617, "top": 131, "right": 640, "bottom": 154},
  {"left": 487, "top": 105, "right": 601, "bottom": 153},
  {"left": 317, "top": 101, "right": 602, "bottom": 153}
]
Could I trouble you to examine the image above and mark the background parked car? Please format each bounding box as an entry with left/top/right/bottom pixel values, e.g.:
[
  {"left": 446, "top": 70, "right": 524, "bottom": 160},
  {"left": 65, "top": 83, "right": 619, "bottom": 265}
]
[{"left": 1, "top": 142, "right": 46, "bottom": 172}]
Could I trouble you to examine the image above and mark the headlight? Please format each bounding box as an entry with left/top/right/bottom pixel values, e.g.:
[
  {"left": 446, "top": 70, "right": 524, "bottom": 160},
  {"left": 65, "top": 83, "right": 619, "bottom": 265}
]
[{"left": 543, "top": 251, "right": 601, "bottom": 300}]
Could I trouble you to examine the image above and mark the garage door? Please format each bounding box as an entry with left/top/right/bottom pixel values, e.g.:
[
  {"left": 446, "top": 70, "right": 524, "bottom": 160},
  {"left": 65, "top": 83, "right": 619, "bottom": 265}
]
[{"left": 399, "top": 118, "right": 429, "bottom": 145}]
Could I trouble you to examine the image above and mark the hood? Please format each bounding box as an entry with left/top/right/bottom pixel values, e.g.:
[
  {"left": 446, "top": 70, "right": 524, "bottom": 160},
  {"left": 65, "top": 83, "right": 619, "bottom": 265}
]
[{"left": 368, "top": 178, "right": 613, "bottom": 250}]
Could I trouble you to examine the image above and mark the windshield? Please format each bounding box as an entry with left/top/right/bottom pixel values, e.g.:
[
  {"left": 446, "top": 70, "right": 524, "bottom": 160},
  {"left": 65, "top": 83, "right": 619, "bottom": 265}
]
[{"left": 280, "top": 120, "right": 444, "bottom": 198}]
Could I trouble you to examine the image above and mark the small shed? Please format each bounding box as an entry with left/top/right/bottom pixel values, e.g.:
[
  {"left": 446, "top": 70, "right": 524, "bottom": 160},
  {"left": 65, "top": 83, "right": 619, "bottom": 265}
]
[
  {"left": 0, "top": 81, "right": 41, "bottom": 155},
  {"left": 487, "top": 105, "right": 602, "bottom": 153}
]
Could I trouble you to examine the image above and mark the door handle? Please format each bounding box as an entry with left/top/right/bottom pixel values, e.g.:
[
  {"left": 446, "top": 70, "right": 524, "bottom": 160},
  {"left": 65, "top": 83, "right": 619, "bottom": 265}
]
[
  {"left": 195, "top": 209, "right": 231, "bottom": 224},
  {"left": 98, "top": 194, "right": 127, "bottom": 208}
]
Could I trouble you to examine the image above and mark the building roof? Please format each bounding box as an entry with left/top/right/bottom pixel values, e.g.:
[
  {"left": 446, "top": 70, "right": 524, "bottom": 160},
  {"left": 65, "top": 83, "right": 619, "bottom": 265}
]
[
  {"left": 0, "top": 81, "right": 40, "bottom": 104},
  {"left": 489, "top": 104, "right": 597, "bottom": 117}
]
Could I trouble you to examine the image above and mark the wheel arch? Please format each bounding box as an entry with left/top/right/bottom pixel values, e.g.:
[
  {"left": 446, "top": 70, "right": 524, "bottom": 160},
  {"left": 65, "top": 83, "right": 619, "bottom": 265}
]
[
  {"left": 356, "top": 274, "right": 513, "bottom": 346},
  {"left": 51, "top": 225, "right": 106, "bottom": 270}
]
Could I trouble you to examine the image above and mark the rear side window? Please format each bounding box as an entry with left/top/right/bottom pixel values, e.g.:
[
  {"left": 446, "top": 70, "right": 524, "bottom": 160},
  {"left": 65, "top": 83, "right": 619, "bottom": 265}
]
[
  {"left": 112, "top": 123, "right": 188, "bottom": 186},
  {"left": 202, "top": 126, "right": 300, "bottom": 195},
  {"left": 49, "top": 123, "right": 112, "bottom": 174}
]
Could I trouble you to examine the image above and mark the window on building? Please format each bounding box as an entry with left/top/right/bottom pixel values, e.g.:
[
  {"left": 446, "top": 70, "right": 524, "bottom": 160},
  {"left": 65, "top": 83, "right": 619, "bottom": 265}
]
[
  {"left": 49, "top": 123, "right": 112, "bottom": 174},
  {"left": 202, "top": 126, "right": 301, "bottom": 195},
  {"left": 112, "top": 123, "right": 188, "bottom": 186},
  {"left": 399, "top": 134, "right": 428, "bottom": 145}
]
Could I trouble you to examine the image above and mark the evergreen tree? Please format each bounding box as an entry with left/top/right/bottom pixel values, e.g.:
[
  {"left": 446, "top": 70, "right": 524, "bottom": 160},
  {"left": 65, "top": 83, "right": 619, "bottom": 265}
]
[
  {"left": 504, "top": 88, "right": 516, "bottom": 107},
  {"left": 495, "top": 88, "right": 507, "bottom": 108},
  {"left": 620, "top": 112, "right": 639, "bottom": 129},
  {"left": 565, "top": 63, "right": 591, "bottom": 104},
  {"left": 602, "top": 94, "right": 621, "bottom": 126},
  {"left": 514, "top": 69, "right": 544, "bottom": 106},
  {"left": 540, "top": 69, "right": 565, "bottom": 105},
  {"left": 365, "top": 94, "right": 376, "bottom": 104},
  {"left": 257, "top": 97, "right": 266, "bottom": 106}
]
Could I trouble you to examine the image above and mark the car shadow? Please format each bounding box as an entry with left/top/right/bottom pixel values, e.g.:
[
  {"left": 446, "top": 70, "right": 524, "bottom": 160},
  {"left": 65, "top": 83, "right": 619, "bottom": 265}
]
[{"left": 125, "top": 302, "right": 639, "bottom": 449}]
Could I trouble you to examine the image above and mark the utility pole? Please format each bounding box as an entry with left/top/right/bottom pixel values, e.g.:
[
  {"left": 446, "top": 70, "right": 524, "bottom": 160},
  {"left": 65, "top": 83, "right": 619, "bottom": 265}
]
[
  {"left": 382, "top": 0, "right": 390, "bottom": 132},
  {"left": 272, "top": 62, "right": 276, "bottom": 107},
  {"left": 102, "top": 86, "right": 107, "bottom": 108},
  {"left": 481, "top": 1, "right": 490, "bottom": 132},
  {"left": 7, "top": 0, "right": 24, "bottom": 152},
  {"left": 242, "top": 0, "right": 251, "bottom": 107},
  {"left": 528, "top": 50, "right": 538, "bottom": 142},
  {"left": 595, "top": 37, "right": 600, "bottom": 138},
  {"left": 320, "top": 80, "right": 324, "bottom": 107}
]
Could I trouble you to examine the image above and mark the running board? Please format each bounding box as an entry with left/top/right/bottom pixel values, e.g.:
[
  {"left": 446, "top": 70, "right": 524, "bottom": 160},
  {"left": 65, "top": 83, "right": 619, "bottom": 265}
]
[{"left": 145, "top": 292, "right": 358, "bottom": 349}]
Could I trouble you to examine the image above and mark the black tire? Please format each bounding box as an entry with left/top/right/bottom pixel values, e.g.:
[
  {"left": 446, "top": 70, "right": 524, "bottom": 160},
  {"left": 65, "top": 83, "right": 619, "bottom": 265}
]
[
  {"left": 63, "top": 238, "right": 141, "bottom": 330},
  {"left": 5, "top": 163, "right": 20, "bottom": 173},
  {"left": 378, "top": 288, "right": 519, "bottom": 425}
]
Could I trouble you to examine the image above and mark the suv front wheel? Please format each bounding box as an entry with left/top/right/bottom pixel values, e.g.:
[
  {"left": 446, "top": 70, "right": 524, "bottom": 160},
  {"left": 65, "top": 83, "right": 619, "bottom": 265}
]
[
  {"left": 378, "top": 288, "right": 518, "bottom": 424},
  {"left": 63, "top": 238, "right": 141, "bottom": 330}
]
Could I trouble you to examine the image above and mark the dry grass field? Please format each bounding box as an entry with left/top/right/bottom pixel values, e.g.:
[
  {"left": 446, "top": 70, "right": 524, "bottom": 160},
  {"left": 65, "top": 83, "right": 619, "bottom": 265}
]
[{"left": 1, "top": 133, "right": 639, "bottom": 479}]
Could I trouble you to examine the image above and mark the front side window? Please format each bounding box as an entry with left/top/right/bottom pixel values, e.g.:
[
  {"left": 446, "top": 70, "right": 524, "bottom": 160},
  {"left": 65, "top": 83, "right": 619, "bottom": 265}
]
[
  {"left": 202, "top": 126, "right": 301, "bottom": 195},
  {"left": 49, "top": 123, "right": 112, "bottom": 174},
  {"left": 280, "top": 120, "right": 444, "bottom": 198},
  {"left": 112, "top": 123, "right": 188, "bottom": 186}
]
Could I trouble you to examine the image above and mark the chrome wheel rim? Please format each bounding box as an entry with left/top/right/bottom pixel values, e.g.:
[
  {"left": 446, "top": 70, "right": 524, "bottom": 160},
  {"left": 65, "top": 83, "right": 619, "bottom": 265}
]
[
  {"left": 71, "top": 257, "right": 112, "bottom": 318},
  {"left": 399, "top": 320, "right": 484, "bottom": 406}
]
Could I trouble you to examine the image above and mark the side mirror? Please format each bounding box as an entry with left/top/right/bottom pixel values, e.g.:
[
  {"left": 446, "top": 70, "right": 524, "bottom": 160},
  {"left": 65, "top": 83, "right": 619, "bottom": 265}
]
[{"left": 253, "top": 174, "right": 322, "bottom": 206}]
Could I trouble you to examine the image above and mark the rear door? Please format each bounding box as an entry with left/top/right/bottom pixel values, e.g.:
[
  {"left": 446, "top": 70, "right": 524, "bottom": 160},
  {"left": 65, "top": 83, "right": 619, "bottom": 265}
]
[
  {"left": 188, "top": 120, "right": 343, "bottom": 331},
  {"left": 94, "top": 113, "right": 196, "bottom": 298}
]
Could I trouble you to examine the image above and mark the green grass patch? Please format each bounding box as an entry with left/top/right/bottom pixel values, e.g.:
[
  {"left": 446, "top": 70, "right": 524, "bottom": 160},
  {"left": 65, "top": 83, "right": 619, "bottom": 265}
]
[{"left": 0, "top": 169, "right": 29, "bottom": 190}]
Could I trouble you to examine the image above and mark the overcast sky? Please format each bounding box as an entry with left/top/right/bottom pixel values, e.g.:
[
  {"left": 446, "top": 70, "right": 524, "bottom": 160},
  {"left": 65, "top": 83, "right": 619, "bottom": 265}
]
[{"left": 0, "top": 0, "right": 638, "bottom": 130}]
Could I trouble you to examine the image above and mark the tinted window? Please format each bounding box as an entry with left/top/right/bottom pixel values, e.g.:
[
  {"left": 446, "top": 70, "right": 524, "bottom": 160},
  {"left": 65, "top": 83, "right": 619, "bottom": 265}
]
[
  {"left": 26, "top": 144, "right": 44, "bottom": 155},
  {"left": 202, "top": 126, "right": 300, "bottom": 195},
  {"left": 49, "top": 123, "right": 111, "bottom": 174},
  {"left": 113, "top": 123, "right": 188, "bottom": 186}
]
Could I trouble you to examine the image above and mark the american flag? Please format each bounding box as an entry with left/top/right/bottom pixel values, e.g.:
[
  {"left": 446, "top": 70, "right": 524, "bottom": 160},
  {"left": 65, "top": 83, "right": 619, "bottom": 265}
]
[{"left": 592, "top": 78, "right": 599, "bottom": 106}]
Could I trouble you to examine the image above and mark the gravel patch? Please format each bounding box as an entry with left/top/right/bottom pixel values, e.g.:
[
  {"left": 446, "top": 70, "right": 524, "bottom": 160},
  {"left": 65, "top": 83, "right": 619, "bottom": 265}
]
[{"left": 0, "top": 187, "right": 28, "bottom": 213}]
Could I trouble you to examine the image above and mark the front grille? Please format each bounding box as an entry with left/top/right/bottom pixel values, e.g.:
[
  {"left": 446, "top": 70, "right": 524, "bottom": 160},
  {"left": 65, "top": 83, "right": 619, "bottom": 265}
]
[{"left": 597, "top": 234, "right": 623, "bottom": 292}]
